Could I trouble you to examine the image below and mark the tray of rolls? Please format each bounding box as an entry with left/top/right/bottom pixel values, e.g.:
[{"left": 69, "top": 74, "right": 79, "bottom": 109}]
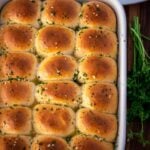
[{"left": 0, "top": 0, "right": 127, "bottom": 150}]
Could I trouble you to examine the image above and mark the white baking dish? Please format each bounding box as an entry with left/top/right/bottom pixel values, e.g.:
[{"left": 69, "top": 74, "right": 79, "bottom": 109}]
[{"left": 0, "top": 0, "right": 127, "bottom": 150}]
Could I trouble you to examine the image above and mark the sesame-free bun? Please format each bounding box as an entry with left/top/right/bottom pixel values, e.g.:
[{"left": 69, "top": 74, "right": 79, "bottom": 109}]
[
  {"left": 33, "top": 104, "right": 75, "bottom": 137},
  {"left": 0, "top": 135, "right": 30, "bottom": 150},
  {"left": 35, "top": 81, "right": 81, "bottom": 108},
  {"left": 0, "top": 0, "right": 40, "bottom": 26},
  {"left": 82, "top": 82, "right": 118, "bottom": 114},
  {"left": 32, "top": 135, "right": 70, "bottom": 150},
  {"left": 37, "top": 55, "right": 77, "bottom": 81},
  {"left": 35, "top": 25, "right": 75, "bottom": 56},
  {"left": 41, "top": 0, "right": 81, "bottom": 28},
  {"left": 76, "top": 108, "right": 117, "bottom": 142},
  {"left": 78, "top": 56, "right": 117, "bottom": 83},
  {"left": 80, "top": 1, "right": 116, "bottom": 31},
  {"left": 1, "top": 107, "right": 31, "bottom": 134},
  {"left": 70, "top": 135, "right": 113, "bottom": 150},
  {"left": 0, "top": 52, "right": 37, "bottom": 80},
  {"left": 0, "top": 24, "right": 36, "bottom": 52},
  {"left": 0, "top": 81, "right": 35, "bottom": 107},
  {"left": 75, "top": 28, "right": 117, "bottom": 58}
]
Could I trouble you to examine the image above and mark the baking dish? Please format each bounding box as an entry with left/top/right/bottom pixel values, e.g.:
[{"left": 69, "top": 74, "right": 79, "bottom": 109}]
[{"left": 0, "top": 0, "right": 127, "bottom": 149}]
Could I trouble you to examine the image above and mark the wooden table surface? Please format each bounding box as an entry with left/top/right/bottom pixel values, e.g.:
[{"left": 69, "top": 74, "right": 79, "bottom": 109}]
[{"left": 124, "top": 1, "right": 150, "bottom": 150}]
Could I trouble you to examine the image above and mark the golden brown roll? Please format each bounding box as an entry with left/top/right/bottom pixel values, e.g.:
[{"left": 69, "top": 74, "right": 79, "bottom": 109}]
[
  {"left": 32, "top": 135, "right": 70, "bottom": 150},
  {"left": 33, "top": 104, "right": 75, "bottom": 137},
  {"left": 0, "top": 0, "right": 40, "bottom": 26},
  {"left": 82, "top": 82, "right": 118, "bottom": 114},
  {"left": 0, "top": 52, "right": 37, "bottom": 80},
  {"left": 80, "top": 1, "right": 116, "bottom": 31},
  {"left": 76, "top": 108, "right": 117, "bottom": 142},
  {"left": 0, "top": 25, "right": 36, "bottom": 52},
  {"left": 37, "top": 55, "right": 77, "bottom": 81},
  {"left": 1, "top": 107, "right": 32, "bottom": 134},
  {"left": 78, "top": 56, "right": 117, "bottom": 83},
  {"left": 41, "top": 0, "right": 81, "bottom": 28},
  {"left": 0, "top": 136, "right": 30, "bottom": 150},
  {"left": 0, "top": 81, "right": 35, "bottom": 107},
  {"left": 75, "top": 28, "right": 117, "bottom": 58},
  {"left": 70, "top": 135, "right": 113, "bottom": 150},
  {"left": 35, "top": 25, "right": 75, "bottom": 56},
  {"left": 35, "top": 81, "right": 81, "bottom": 108}
]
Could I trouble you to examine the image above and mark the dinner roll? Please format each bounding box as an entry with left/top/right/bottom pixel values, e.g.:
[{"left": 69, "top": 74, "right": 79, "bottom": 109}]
[
  {"left": 75, "top": 28, "right": 117, "bottom": 58},
  {"left": 0, "top": 81, "right": 35, "bottom": 107},
  {"left": 0, "top": 0, "right": 40, "bottom": 26},
  {"left": 35, "top": 25, "right": 75, "bottom": 56},
  {"left": 41, "top": 0, "right": 81, "bottom": 28},
  {"left": 32, "top": 135, "right": 70, "bottom": 150},
  {"left": 70, "top": 135, "right": 113, "bottom": 150},
  {"left": 80, "top": 1, "right": 116, "bottom": 31},
  {"left": 37, "top": 55, "right": 77, "bottom": 81},
  {"left": 35, "top": 81, "right": 81, "bottom": 108},
  {"left": 0, "top": 52, "right": 37, "bottom": 80},
  {"left": 0, "top": 136, "right": 30, "bottom": 150},
  {"left": 0, "top": 25, "right": 36, "bottom": 52},
  {"left": 76, "top": 108, "right": 117, "bottom": 142},
  {"left": 78, "top": 56, "right": 117, "bottom": 83},
  {"left": 1, "top": 107, "right": 31, "bottom": 134},
  {"left": 82, "top": 82, "right": 118, "bottom": 114},
  {"left": 33, "top": 104, "right": 75, "bottom": 137}
]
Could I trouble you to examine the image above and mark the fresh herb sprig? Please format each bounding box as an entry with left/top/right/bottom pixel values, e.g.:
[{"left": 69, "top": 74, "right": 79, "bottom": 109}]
[{"left": 127, "top": 17, "right": 150, "bottom": 146}]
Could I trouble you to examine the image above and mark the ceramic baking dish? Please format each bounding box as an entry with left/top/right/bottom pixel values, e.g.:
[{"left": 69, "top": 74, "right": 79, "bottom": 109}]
[{"left": 0, "top": 0, "right": 127, "bottom": 149}]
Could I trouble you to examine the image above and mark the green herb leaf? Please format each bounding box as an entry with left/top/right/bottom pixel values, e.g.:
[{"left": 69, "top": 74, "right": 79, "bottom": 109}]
[{"left": 127, "top": 16, "right": 150, "bottom": 147}]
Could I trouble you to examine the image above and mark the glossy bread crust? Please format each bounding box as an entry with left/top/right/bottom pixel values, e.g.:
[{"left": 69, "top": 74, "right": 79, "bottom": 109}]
[
  {"left": 0, "top": 107, "right": 31, "bottom": 134},
  {"left": 35, "top": 25, "right": 75, "bottom": 56},
  {"left": 37, "top": 55, "right": 77, "bottom": 81},
  {"left": 0, "top": 24, "right": 36, "bottom": 52},
  {"left": 0, "top": 0, "right": 40, "bottom": 26},
  {"left": 76, "top": 108, "right": 117, "bottom": 142},
  {"left": 35, "top": 81, "right": 81, "bottom": 108},
  {"left": 33, "top": 104, "right": 75, "bottom": 137},
  {"left": 78, "top": 56, "right": 117, "bottom": 83},
  {"left": 0, "top": 52, "right": 37, "bottom": 80},
  {"left": 32, "top": 135, "right": 69, "bottom": 150},
  {"left": 80, "top": 1, "right": 116, "bottom": 31},
  {"left": 0, "top": 81, "right": 35, "bottom": 107},
  {"left": 82, "top": 82, "right": 118, "bottom": 114},
  {"left": 71, "top": 135, "right": 113, "bottom": 150},
  {"left": 75, "top": 28, "right": 117, "bottom": 58},
  {"left": 41, "top": 0, "right": 81, "bottom": 27},
  {"left": 0, "top": 136, "right": 30, "bottom": 150}
]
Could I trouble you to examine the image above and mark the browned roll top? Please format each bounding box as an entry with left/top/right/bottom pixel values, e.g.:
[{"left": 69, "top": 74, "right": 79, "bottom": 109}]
[
  {"left": 38, "top": 108, "right": 71, "bottom": 132},
  {"left": 39, "top": 26, "right": 72, "bottom": 50},
  {"left": 44, "top": 82, "right": 77, "bottom": 100},
  {"left": 0, "top": 136, "right": 30, "bottom": 150},
  {"left": 1, "top": 81, "right": 31, "bottom": 102},
  {"left": 4, "top": 108, "right": 28, "bottom": 129},
  {"left": 1, "top": 0, "right": 40, "bottom": 25},
  {"left": 4, "top": 54, "right": 32, "bottom": 75},
  {"left": 47, "top": 0, "right": 78, "bottom": 21},
  {"left": 71, "top": 135, "right": 113, "bottom": 150},
  {"left": 81, "top": 1, "right": 116, "bottom": 30},
  {"left": 0, "top": 25, "right": 34, "bottom": 51},
  {"left": 32, "top": 136, "right": 69, "bottom": 150},
  {"left": 45, "top": 56, "right": 74, "bottom": 76},
  {"left": 76, "top": 29, "right": 117, "bottom": 58}
]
